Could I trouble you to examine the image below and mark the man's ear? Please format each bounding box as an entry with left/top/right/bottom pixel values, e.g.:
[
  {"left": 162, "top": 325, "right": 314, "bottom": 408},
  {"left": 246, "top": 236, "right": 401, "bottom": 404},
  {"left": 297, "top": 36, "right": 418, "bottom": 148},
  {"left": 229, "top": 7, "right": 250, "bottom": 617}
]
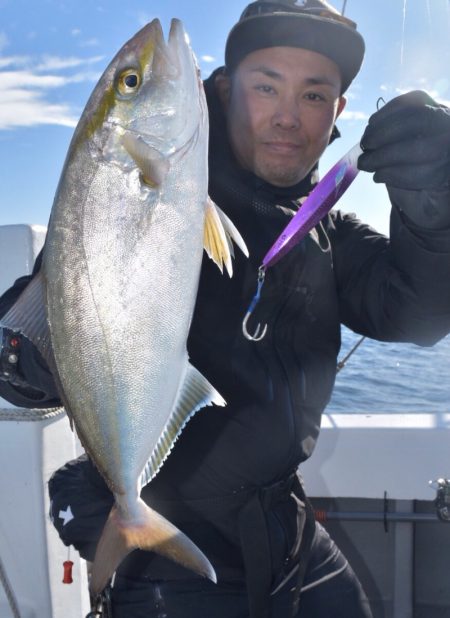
[
  {"left": 336, "top": 95, "right": 347, "bottom": 119},
  {"left": 329, "top": 97, "right": 347, "bottom": 145},
  {"left": 215, "top": 72, "right": 232, "bottom": 113}
]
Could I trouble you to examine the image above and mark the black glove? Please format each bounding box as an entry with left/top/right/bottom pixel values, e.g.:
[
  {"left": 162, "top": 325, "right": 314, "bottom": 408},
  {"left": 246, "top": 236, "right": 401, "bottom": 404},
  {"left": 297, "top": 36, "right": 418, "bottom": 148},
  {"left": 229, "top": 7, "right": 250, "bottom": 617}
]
[
  {"left": 49, "top": 454, "right": 113, "bottom": 562},
  {"left": 358, "top": 90, "right": 450, "bottom": 229}
]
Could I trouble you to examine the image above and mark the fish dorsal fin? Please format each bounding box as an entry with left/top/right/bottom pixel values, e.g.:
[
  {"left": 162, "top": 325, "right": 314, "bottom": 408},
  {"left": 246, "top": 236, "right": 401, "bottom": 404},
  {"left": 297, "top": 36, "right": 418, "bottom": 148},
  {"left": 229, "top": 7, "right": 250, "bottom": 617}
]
[
  {"left": 139, "top": 362, "right": 225, "bottom": 488},
  {"left": 121, "top": 130, "right": 170, "bottom": 187},
  {"left": 203, "top": 197, "right": 249, "bottom": 277},
  {"left": 0, "top": 270, "right": 53, "bottom": 369}
]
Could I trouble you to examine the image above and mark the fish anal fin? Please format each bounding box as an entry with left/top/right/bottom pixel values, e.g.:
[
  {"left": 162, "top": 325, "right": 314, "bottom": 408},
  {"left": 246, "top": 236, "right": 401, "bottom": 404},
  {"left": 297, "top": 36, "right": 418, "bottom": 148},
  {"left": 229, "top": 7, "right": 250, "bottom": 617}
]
[
  {"left": 203, "top": 197, "right": 248, "bottom": 277},
  {"left": 140, "top": 362, "right": 225, "bottom": 487},
  {"left": 90, "top": 499, "right": 216, "bottom": 597}
]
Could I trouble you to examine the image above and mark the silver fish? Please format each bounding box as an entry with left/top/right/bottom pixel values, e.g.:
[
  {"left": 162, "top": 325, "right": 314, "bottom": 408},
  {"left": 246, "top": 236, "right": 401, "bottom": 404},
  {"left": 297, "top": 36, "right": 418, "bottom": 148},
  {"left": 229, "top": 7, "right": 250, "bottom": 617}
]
[{"left": 2, "top": 18, "right": 247, "bottom": 596}]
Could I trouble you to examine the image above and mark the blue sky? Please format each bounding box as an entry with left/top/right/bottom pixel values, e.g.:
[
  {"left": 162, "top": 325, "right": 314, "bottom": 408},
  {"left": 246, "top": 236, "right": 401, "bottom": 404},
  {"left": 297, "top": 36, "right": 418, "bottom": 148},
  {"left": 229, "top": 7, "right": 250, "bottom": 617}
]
[{"left": 1, "top": 0, "right": 449, "bottom": 235}]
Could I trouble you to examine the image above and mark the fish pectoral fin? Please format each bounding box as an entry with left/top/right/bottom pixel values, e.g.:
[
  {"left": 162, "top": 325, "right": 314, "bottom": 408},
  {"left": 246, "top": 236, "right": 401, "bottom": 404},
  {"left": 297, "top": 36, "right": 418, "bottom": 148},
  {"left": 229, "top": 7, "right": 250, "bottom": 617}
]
[
  {"left": 121, "top": 131, "right": 170, "bottom": 187},
  {"left": 203, "top": 197, "right": 249, "bottom": 277},
  {"left": 0, "top": 270, "right": 54, "bottom": 370},
  {"left": 90, "top": 499, "right": 217, "bottom": 597},
  {"left": 140, "top": 362, "right": 226, "bottom": 486}
]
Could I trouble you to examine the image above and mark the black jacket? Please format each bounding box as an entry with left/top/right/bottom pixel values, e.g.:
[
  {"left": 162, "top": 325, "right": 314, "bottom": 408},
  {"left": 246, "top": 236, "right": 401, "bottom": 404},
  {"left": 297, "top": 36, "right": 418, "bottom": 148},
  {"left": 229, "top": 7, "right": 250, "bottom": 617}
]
[{"left": 2, "top": 70, "right": 450, "bottom": 588}]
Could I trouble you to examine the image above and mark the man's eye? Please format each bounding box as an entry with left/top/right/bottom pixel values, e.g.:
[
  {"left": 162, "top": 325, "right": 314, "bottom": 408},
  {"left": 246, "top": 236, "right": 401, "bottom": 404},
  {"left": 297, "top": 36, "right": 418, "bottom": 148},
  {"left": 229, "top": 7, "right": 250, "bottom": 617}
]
[
  {"left": 256, "top": 84, "right": 275, "bottom": 94},
  {"left": 305, "top": 93, "right": 325, "bottom": 102}
]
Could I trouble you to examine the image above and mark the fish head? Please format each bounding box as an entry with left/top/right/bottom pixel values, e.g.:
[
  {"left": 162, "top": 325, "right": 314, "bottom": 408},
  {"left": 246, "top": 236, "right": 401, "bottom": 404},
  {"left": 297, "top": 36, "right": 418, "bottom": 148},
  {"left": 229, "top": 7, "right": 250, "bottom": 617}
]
[{"left": 73, "top": 18, "right": 207, "bottom": 177}]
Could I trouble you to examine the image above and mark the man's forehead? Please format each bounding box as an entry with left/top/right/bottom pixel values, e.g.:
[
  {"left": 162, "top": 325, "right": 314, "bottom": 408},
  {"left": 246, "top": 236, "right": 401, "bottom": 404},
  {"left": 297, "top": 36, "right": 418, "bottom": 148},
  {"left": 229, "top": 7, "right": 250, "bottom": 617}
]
[
  {"left": 236, "top": 46, "right": 342, "bottom": 86},
  {"left": 249, "top": 65, "right": 340, "bottom": 88}
]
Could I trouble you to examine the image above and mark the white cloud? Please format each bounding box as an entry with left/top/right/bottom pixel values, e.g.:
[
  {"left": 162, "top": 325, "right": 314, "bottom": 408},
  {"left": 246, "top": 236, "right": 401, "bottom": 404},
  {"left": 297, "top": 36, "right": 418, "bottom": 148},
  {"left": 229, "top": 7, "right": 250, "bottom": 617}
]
[
  {"left": 0, "top": 56, "right": 29, "bottom": 69},
  {"left": 36, "top": 54, "right": 104, "bottom": 72},
  {"left": 0, "top": 70, "right": 68, "bottom": 89},
  {"left": 0, "top": 88, "right": 77, "bottom": 130},
  {"left": 340, "top": 110, "right": 369, "bottom": 121},
  {"left": 66, "top": 70, "right": 102, "bottom": 84},
  {"left": 79, "top": 38, "right": 100, "bottom": 48},
  {"left": 201, "top": 55, "right": 215, "bottom": 63},
  {"left": 345, "top": 82, "right": 362, "bottom": 101},
  {"left": 0, "top": 54, "right": 103, "bottom": 131}
]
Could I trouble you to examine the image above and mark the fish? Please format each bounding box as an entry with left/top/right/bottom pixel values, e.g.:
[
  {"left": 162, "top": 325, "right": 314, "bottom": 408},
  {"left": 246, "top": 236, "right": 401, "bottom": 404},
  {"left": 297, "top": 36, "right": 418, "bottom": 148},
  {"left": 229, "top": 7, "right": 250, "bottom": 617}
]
[{"left": 1, "top": 18, "right": 247, "bottom": 596}]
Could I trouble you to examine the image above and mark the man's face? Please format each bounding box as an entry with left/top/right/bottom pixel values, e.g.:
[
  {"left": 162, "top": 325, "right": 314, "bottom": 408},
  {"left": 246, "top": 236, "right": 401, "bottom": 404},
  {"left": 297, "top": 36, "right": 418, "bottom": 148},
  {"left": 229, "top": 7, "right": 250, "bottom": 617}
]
[{"left": 216, "top": 46, "right": 346, "bottom": 187}]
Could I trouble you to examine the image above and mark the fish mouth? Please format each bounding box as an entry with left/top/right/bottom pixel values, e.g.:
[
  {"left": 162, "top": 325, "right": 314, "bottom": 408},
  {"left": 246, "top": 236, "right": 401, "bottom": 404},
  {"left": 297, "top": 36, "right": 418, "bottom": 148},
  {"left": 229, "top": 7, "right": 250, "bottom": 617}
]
[
  {"left": 123, "top": 18, "right": 189, "bottom": 80},
  {"left": 123, "top": 18, "right": 203, "bottom": 162},
  {"left": 150, "top": 19, "right": 180, "bottom": 79},
  {"left": 142, "top": 18, "right": 194, "bottom": 81}
]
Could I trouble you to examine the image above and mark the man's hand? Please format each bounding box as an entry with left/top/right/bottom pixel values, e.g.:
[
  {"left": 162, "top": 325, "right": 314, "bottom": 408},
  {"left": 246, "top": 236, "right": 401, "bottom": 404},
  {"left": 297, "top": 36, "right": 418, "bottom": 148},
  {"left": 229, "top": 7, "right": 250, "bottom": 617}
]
[
  {"left": 358, "top": 90, "right": 450, "bottom": 190},
  {"left": 358, "top": 91, "right": 450, "bottom": 229}
]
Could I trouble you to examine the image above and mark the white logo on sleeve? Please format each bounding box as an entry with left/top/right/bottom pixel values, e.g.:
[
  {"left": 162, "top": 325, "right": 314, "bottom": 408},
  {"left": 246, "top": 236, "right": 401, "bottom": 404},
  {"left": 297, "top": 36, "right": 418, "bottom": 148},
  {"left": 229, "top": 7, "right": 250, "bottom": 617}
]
[{"left": 59, "top": 505, "right": 74, "bottom": 526}]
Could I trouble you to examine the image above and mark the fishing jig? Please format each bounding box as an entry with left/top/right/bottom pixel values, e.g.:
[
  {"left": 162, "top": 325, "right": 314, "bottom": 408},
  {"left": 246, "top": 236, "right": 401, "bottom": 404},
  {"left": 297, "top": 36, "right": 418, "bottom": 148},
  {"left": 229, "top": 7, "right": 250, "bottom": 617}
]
[{"left": 241, "top": 142, "right": 362, "bottom": 342}]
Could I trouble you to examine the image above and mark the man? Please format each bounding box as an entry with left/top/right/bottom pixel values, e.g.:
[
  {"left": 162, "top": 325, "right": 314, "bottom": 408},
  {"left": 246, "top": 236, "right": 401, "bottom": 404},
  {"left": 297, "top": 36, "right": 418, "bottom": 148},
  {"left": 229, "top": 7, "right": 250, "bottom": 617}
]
[{"left": 1, "top": 1, "right": 450, "bottom": 616}]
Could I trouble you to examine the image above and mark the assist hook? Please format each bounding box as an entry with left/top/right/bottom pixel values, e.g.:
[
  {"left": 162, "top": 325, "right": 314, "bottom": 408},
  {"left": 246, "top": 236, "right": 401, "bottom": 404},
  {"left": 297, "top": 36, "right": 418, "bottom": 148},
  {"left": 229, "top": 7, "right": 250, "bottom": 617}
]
[{"left": 242, "top": 266, "right": 268, "bottom": 341}]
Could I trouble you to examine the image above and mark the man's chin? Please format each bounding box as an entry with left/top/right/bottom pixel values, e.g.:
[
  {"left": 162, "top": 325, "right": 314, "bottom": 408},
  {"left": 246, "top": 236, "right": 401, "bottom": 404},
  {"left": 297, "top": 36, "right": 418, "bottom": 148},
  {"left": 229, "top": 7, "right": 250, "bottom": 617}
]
[{"left": 254, "top": 163, "right": 308, "bottom": 188}]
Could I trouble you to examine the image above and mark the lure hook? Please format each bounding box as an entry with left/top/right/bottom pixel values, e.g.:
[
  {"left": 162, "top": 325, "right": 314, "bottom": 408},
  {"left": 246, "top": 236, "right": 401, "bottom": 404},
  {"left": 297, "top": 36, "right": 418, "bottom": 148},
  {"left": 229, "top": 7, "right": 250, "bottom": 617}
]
[
  {"left": 242, "top": 312, "right": 268, "bottom": 341},
  {"left": 242, "top": 266, "right": 268, "bottom": 341}
]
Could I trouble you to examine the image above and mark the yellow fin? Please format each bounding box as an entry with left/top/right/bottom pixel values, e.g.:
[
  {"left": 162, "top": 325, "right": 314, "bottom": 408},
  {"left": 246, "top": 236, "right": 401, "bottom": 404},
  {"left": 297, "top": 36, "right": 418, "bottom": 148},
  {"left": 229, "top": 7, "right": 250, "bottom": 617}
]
[
  {"left": 90, "top": 499, "right": 216, "bottom": 597},
  {"left": 203, "top": 198, "right": 248, "bottom": 277}
]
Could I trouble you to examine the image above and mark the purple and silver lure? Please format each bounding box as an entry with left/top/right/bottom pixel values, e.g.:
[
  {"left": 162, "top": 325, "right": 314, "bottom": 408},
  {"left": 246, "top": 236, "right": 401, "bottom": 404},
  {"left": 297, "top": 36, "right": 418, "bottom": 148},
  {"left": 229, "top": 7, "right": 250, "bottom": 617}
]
[{"left": 242, "top": 143, "right": 363, "bottom": 341}]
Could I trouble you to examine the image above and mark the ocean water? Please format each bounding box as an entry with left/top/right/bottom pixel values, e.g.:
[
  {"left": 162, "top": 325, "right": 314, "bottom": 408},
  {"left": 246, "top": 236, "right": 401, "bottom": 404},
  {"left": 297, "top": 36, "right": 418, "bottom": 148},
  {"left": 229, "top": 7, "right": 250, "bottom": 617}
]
[{"left": 329, "top": 327, "right": 450, "bottom": 414}]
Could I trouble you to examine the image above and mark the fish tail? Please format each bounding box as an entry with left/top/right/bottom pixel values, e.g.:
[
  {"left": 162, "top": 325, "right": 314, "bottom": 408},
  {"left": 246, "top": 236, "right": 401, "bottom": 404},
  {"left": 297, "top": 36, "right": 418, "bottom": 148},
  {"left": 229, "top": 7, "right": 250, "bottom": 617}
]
[{"left": 89, "top": 498, "right": 217, "bottom": 596}]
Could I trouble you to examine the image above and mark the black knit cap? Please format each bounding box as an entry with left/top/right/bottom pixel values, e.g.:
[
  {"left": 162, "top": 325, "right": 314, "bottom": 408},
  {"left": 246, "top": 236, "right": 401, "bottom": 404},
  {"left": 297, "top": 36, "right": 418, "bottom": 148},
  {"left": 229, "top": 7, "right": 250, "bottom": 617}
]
[{"left": 225, "top": 0, "right": 365, "bottom": 93}]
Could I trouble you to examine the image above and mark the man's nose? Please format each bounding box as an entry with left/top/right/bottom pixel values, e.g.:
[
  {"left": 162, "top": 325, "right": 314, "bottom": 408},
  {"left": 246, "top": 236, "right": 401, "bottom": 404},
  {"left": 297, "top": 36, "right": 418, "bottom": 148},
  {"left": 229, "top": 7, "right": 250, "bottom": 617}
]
[{"left": 272, "top": 98, "right": 301, "bottom": 130}]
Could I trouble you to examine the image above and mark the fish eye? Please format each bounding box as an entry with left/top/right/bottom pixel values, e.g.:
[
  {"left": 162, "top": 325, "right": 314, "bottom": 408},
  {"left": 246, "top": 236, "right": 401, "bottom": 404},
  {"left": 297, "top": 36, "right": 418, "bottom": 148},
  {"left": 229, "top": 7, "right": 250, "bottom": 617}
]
[{"left": 117, "top": 69, "right": 141, "bottom": 96}]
